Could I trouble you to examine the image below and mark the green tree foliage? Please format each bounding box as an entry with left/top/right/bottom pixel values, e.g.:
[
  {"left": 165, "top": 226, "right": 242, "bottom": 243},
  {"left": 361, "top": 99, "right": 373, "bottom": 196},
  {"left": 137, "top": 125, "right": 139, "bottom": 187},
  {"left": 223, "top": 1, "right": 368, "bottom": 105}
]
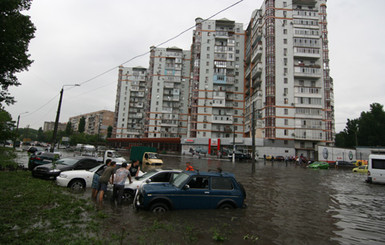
[
  {"left": 336, "top": 103, "right": 385, "bottom": 147},
  {"left": 0, "top": 0, "right": 36, "bottom": 108},
  {"left": 0, "top": 109, "right": 15, "bottom": 143},
  {"left": 65, "top": 121, "right": 72, "bottom": 136},
  {"left": 107, "top": 126, "right": 113, "bottom": 138},
  {"left": 78, "top": 117, "right": 85, "bottom": 133},
  {"left": 357, "top": 103, "right": 385, "bottom": 146}
]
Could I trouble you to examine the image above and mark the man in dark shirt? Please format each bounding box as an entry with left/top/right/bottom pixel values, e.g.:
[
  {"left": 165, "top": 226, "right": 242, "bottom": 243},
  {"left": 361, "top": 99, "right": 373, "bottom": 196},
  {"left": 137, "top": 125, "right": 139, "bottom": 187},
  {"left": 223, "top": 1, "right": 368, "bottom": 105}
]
[{"left": 98, "top": 161, "right": 116, "bottom": 204}]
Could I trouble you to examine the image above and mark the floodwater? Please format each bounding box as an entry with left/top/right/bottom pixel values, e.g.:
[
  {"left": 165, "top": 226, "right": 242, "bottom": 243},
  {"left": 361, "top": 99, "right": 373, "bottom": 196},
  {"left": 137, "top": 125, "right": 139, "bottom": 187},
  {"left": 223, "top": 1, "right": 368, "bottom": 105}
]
[{"left": 17, "top": 151, "right": 385, "bottom": 244}]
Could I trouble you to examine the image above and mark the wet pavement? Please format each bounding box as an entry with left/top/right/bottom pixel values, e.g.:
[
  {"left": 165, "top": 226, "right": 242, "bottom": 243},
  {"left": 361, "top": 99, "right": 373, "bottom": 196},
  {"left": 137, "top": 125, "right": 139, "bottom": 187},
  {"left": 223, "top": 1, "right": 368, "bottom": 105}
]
[{"left": 16, "top": 151, "right": 385, "bottom": 244}]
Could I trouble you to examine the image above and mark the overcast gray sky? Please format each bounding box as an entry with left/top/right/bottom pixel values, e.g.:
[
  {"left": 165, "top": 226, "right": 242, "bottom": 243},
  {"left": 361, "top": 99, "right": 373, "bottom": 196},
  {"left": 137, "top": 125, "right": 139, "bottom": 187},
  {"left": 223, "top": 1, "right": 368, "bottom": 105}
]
[{"left": 6, "top": 0, "right": 385, "bottom": 134}]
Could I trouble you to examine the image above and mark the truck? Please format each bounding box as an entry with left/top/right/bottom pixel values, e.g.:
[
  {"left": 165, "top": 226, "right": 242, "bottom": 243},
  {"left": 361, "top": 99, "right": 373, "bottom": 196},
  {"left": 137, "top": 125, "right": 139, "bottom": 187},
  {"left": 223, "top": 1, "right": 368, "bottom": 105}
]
[
  {"left": 102, "top": 150, "right": 127, "bottom": 165},
  {"left": 129, "top": 146, "right": 163, "bottom": 165}
]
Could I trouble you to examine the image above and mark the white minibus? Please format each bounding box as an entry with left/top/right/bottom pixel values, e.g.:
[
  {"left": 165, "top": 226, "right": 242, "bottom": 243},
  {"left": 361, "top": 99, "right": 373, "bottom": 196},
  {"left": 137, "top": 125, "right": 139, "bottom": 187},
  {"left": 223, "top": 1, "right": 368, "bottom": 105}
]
[{"left": 367, "top": 154, "right": 385, "bottom": 184}]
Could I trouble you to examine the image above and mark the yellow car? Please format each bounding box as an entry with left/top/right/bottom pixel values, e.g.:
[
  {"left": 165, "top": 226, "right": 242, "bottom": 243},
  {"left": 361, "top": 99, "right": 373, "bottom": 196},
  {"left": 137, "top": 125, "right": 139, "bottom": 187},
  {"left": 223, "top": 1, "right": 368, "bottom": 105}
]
[{"left": 352, "top": 165, "right": 368, "bottom": 173}]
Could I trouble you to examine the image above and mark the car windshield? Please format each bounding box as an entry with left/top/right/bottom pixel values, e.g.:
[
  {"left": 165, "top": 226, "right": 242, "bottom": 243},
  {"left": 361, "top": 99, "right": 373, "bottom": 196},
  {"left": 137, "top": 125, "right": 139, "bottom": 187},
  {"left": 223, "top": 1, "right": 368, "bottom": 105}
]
[
  {"left": 171, "top": 172, "right": 190, "bottom": 188},
  {"left": 147, "top": 153, "right": 158, "bottom": 159},
  {"left": 55, "top": 158, "right": 79, "bottom": 166},
  {"left": 135, "top": 170, "right": 158, "bottom": 180}
]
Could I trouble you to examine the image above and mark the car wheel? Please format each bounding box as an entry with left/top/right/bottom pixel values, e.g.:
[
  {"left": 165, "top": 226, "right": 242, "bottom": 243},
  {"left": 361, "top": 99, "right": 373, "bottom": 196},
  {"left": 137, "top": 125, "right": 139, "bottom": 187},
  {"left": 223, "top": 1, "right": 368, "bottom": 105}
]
[
  {"left": 150, "top": 202, "right": 169, "bottom": 213},
  {"left": 218, "top": 203, "right": 234, "bottom": 210},
  {"left": 69, "top": 179, "right": 85, "bottom": 192},
  {"left": 122, "top": 189, "right": 135, "bottom": 201}
]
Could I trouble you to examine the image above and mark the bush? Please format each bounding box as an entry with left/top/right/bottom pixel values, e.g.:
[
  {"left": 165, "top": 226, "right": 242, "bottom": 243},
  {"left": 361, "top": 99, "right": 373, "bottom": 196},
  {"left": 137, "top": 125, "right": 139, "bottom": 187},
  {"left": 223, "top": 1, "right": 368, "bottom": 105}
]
[{"left": 0, "top": 147, "right": 18, "bottom": 170}]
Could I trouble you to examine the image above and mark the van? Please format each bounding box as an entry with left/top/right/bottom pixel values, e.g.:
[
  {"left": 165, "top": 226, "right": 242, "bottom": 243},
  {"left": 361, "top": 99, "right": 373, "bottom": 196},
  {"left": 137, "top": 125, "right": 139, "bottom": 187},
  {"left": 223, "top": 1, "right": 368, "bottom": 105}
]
[{"left": 367, "top": 154, "right": 385, "bottom": 184}]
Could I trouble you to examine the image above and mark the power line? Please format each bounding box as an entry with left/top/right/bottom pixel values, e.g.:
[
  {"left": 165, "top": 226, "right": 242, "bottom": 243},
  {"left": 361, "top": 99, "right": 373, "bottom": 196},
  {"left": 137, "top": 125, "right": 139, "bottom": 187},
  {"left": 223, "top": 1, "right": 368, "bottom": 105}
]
[
  {"left": 22, "top": 0, "right": 245, "bottom": 120},
  {"left": 78, "top": 0, "right": 244, "bottom": 86}
]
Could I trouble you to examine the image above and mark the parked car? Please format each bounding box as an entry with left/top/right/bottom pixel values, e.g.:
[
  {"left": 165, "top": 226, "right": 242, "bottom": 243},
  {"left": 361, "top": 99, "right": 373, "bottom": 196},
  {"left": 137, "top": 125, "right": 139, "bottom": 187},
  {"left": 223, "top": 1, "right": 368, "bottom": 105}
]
[
  {"left": 227, "top": 151, "right": 248, "bottom": 160},
  {"left": 27, "top": 146, "right": 45, "bottom": 154},
  {"left": 134, "top": 171, "right": 246, "bottom": 212},
  {"left": 352, "top": 165, "right": 368, "bottom": 173},
  {"left": 121, "top": 169, "right": 182, "bottom": 199},
  {"left": 32, "top": 157, "right": 101, "bottom": 179},
  {"left": 275, "top": 156, "right": 285, "bottom": 161},
  {"left": 28, "top": 151, "right": 61, "bottom": 170},
  {"left": 56, "top": 164, "right": 106, "bottom": 191},
  {"left": 334, "top": 161, "right": 355, "bottom": 168}
]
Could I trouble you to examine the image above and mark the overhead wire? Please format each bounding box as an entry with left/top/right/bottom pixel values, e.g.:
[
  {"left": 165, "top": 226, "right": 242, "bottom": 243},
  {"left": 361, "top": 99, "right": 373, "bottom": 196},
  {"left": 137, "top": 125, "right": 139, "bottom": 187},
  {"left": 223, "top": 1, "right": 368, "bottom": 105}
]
[{"left": 21, "top": 0, "right": 245, "bottom": 122}]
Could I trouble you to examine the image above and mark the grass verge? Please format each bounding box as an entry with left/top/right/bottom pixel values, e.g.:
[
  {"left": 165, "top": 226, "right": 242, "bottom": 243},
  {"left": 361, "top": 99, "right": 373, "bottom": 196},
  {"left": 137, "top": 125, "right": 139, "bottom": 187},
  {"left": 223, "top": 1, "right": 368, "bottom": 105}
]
[{"left": 0, "top": 170, "right": 109, "bottom": 244}]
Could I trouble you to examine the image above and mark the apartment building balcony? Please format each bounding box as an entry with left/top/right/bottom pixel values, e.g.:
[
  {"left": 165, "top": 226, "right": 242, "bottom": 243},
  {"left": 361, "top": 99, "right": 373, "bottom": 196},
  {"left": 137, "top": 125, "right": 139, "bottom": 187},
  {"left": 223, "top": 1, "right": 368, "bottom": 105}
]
[
  {"left": 294, "top": 66, "right": 321, "bottom": 78},
  {"left": 162, "top": 107, "right": 173, "bottom": 113},
  {"left": 130, "top": 113, "right": 143, "bottom": 119},
  {"left": 212, "top": 115, "right": 233, "bottom": 124},
  {"left": 215, "top": 31, "right": 229, "bottom": 38},
  {"left": 294, "top": 47, "right": 320, "bottom": 58},
  {"left": 252, "top": 63, "right": 262, "bottom": 78},
  {"left": 251, "top": 47, "right": 263, "bottom": 63},
  {"left": 212, "top": 99, "right": 226, "bottom": 107},
  {"left": 245, "top": 66, "right": 251, "bottom": 78},
  {"left": 163, "top": 95, "right": 180, "bottom": 102},
  {"left": 161, "top": 120, "right": 178, "bottom": 127},
  {"left": 213, "top": 91, "right": 226, "bottom": 99}
]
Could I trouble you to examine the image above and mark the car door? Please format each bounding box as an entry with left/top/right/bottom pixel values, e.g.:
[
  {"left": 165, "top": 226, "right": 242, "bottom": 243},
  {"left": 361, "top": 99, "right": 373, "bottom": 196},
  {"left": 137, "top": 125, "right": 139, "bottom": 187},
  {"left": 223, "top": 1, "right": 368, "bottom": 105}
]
[
  {"left": 175, "top": 176, "right": 211, "bottom": 209},
  {"left": 210, "top": 177, "right": 242, "bottom": 208}
]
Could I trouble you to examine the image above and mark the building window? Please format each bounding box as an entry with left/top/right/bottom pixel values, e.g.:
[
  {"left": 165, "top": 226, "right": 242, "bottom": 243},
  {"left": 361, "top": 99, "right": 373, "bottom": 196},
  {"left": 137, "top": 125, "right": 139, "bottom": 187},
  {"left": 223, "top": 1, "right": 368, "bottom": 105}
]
[
  {"left": 284, "top": 129, "right": 288, "bottom": 136},
  {"left": 284, "top": 78, "right": 288, "bottom": 84},
  {"left": 284, "top": 98, "right": 288, "bottom": 104},
  {"left": 284, "top": 38, "right": 287, "bottom": 44},
  {"left": 283, "top": 29, "right": 287, "bottom": 34},
  {"left": 284, "top": 108, "right": 288, "bottom": 115},
  {"left": 284, "top": 119, "right": 288, "bottom": 125}
]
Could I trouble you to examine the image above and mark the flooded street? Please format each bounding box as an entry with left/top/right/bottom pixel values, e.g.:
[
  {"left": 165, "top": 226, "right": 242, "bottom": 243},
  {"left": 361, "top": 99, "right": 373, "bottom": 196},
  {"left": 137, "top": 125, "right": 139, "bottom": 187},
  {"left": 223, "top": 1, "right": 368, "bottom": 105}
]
[{"left": 17, "top": 152, "right": 385, "bottom": 244}]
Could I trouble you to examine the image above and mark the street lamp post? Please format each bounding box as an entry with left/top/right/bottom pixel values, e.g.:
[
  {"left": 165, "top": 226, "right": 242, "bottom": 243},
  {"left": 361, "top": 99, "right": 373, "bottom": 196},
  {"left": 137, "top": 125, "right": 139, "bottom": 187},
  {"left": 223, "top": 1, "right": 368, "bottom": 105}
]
[
  {"left": 13, "top": 111, "right": 28, "bottom": 148},
  {"left": 50, "top": 84, "right": 80, "bottom": 152}
]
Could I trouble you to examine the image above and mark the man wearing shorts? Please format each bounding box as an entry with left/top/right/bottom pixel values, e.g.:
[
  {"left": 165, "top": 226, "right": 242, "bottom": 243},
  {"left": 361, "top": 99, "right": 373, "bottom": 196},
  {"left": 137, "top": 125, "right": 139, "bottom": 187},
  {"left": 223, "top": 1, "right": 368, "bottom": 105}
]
[{"left": 97, "top": 161, "right": 116, "bottom": 204}]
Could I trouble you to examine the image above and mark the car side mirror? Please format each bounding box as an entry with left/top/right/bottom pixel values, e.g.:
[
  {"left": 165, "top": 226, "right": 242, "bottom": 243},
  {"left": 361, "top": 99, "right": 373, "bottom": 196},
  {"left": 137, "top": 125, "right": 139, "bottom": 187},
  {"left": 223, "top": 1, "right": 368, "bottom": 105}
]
[
  {"left": 145, "top": 179, "right": 151, "bottom": 184},
  {"left": 183, "top": 184, "right": 190, "bottom": 190}
]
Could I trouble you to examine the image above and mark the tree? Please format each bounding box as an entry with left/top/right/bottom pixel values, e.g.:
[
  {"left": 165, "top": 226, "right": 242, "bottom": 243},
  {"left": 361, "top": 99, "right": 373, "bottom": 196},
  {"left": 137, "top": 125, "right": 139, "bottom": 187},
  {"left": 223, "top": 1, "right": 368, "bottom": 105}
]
[
  {"left": 358, "top": 103, "right": 385, "bottom": 146},
  {"left": 78, "top": 117, "right": 85, "bottom": 133},
  {"left": 107, "top": 126, "right": 113, "bottom": 138},
  {"left": 0, "top": 109, "right": 15, "bottom": 144},
  {"left": 65, "top": 122, "right": 73, "bottom": 136},
  {"left": 336, "top": 103, "right": 385, "bottom": 147},
  {"left": 0, "top": 0, "right": 36, "bottom": 108}
]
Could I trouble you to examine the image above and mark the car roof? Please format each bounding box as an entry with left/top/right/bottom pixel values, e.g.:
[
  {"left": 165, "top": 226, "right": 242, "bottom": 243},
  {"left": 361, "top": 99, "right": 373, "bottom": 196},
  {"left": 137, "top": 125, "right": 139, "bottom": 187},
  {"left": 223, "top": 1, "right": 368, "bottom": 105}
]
[{"left": 183, "top": 171, "right": 235, "bottom": 178}]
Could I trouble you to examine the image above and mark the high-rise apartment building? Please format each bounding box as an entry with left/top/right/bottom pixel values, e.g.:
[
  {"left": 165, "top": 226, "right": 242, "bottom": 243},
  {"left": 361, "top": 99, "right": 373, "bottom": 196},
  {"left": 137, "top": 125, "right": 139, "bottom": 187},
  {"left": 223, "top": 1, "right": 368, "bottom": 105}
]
[
  {"left": 189, "top": 18, "right": 245, "bottom": 139},
  {"left": 145, "top": 47, "right": 191, "bottom": 138},
  {"left": 114, "top": 66, "right": 147, "bottom": 138},
  {"left": 244, "top": 0, "right": 334, "bottom": 158}
]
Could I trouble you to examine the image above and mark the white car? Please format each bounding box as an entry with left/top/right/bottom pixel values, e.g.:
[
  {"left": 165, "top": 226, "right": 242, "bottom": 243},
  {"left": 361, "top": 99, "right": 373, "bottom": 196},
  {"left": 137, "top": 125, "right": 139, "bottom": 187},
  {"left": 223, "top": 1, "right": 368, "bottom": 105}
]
[
  {"left": 56, "top": 164, "right": 105, "bottom": 191},
  {"left": 122, "top": 169, "right": 182, "bottom": 199}
]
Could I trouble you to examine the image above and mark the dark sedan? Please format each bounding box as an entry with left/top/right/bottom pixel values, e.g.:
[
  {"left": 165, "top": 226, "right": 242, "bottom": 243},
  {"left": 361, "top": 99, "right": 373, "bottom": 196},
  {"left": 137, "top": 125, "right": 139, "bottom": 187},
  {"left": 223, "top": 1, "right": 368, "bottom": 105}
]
[
  {"left": 331, "top": 161, "right": 355, "bottom": 168},
  {"left": 32, "top": 157, "right": 101, "bottom": 179}
]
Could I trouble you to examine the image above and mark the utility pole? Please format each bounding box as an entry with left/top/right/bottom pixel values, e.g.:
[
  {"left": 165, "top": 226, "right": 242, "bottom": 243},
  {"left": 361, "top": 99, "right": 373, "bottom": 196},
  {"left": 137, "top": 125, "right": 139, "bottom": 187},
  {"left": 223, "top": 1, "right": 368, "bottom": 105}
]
[
  {"left": 13, "top": 111, "right": 28, "bottom": 149},
  {"left": 251, "top": 102, "right": 256, "bottom": 172},
  {"left": 51, "top": 84, "right": 80, "bottom": 152},
  {"left": 232, "top": 125, "right": 236, "bottom": 163},
  {"left": 51, "top": 88, "right": 64, "bottom": 152}
]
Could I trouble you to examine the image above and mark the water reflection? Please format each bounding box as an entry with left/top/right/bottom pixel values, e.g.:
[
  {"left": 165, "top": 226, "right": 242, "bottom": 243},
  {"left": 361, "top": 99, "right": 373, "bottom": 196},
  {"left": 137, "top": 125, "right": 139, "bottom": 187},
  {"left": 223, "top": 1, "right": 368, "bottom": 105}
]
[{"left": 16, "top": 151, "right": 385, "bottom": 244}]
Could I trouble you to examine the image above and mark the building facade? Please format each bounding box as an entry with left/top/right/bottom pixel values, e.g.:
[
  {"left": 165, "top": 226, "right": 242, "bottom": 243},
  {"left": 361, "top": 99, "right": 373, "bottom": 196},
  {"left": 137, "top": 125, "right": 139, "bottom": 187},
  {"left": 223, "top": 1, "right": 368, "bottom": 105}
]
[
  {"left": 188, "top": 18, "right": 245, "bottom": 140},
  {"left": 244, "top": 0, "right": 334, "bottom": 159},
  {"left": 43, "top": 121, "right": 66, "bottom": 132},
  {"left": 145, "top": 46, "right": 191, "bottom": 138},
  {"left": 114, "top": 66, "right": 147, "bottom": 138},
  {"left": 69, "top": 110, "right": 114, "bottom": 138}
]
